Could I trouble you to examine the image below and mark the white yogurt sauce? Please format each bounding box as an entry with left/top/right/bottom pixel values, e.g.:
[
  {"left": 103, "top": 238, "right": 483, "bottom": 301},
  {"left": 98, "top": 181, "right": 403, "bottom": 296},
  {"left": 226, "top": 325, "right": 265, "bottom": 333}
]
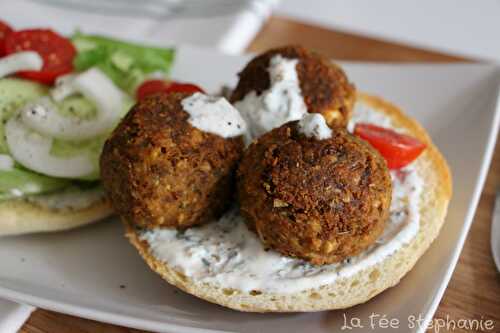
[
  {"left": 297, "top": 113, "right": 332, "bottom": 140},
  {"left": 347, "top": 102, "right": 392, "bottom": 132},
  {"left": 234, "top": 55, "right": 307, "bottom": 143},
  {"left": 26, "top": 186, "right": 105, "bottom": 211},
  {"left": 140, "top": 101, "right": 424, "bottom": 294},
  {"left": 181, "top": 93, "right": 247, "bottom": 139}
]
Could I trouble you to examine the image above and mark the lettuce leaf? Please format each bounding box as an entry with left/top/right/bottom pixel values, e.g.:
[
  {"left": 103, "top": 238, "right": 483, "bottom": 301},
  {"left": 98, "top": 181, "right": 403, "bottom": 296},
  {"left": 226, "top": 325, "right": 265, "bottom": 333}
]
[{"left": 72, "top": 33, "right": 175, "bottom": 94}]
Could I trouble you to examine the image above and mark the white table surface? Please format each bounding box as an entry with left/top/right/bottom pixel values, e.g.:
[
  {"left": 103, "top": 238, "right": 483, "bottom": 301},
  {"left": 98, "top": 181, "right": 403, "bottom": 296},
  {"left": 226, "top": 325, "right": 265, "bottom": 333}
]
[{"left": 0, "top": 0, "right": 279, "bottom": 54}]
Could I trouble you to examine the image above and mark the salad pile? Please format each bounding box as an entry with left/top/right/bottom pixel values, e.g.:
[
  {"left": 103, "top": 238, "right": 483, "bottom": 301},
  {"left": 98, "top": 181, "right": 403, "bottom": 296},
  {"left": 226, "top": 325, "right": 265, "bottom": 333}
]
[{"left": 0, "top": 21, "right": 195, "bottom": 202}]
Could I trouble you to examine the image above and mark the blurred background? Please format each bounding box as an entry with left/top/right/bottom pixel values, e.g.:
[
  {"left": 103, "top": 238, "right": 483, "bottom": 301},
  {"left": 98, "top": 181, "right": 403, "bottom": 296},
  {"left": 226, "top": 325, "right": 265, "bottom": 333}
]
[{"left": 0, "top": 0, "right": 498, "bottom": 60}]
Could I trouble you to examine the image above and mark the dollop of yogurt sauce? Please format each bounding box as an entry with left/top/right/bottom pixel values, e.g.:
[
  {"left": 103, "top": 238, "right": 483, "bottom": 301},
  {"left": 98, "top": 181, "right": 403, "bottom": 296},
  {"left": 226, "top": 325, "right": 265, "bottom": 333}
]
[
  {"left": 297, "top": 113, "right": 332, "bottom": 140},
  {"left": 181, "top": 93, "right": 247, "bottom": 139},
  {"left": 234, "top": 55, "right": 307, "bottom": 143},
  {"left": 26, "top": 186, "right": 106, "bottom": 211},
  {"left": 140, "top": 101, "right": 424, "bottom": 294}
]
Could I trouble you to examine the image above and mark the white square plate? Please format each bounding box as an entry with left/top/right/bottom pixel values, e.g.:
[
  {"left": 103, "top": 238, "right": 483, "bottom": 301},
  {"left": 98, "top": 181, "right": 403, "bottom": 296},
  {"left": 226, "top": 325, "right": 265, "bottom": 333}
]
[{"left": 0, "top": 45, "right": 499, "bottom": 333}]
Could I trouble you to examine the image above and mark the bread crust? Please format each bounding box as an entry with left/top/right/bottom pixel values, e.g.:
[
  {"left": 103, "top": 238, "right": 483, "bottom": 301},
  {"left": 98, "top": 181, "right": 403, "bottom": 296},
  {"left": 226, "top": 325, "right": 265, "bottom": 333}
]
[
  {"left": 0, "top": 199, "right": 113, "bottom": 236},
  {"left": 126, "top": 93, "right": 452, "bottom": 312}
]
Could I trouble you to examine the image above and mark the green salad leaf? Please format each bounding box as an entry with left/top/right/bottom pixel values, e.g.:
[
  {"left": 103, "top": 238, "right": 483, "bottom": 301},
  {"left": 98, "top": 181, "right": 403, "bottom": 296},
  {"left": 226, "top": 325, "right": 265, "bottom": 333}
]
[
  {"left": 0, "top": 167, "right": 70, "bottom": 201},
  {"left": 72, "top": 33, "right": 175, "bottom": 94}
]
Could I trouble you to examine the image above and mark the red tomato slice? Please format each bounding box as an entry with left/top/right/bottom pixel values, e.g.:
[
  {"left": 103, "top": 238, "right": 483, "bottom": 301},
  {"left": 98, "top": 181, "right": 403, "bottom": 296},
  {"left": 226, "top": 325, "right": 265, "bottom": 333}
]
[
  {"left": 354, "top": 123, "right": 426, "bottom": 169},
  {"left": 164, "top": 82, "right": 204, "bottom": 94},
  {"left": 0, "top": 20, "right": 13, "bottom": 56},
  {"left": 4, "top": 29, "right": 76, "bottom": 85},
  {"left": 136, "top": 80, "right": 204, "bottom": 100},
  {"left": 136, "top": 80, "right": 170, "bottom": 100}
]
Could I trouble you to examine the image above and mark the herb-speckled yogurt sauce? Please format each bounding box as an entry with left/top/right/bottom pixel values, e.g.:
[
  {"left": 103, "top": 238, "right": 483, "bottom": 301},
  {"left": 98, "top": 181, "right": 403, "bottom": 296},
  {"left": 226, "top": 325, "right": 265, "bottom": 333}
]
[
  {"left": 234, "top": 55, "right": 308, "bottom": 144},
  {"left": 181, "top": 93, "right": 247, "bottom": 139},
  {"left": 140, "top": 101, "right": 424, "bottom": 294},
  {"left": 26, "top": 185, "right": 105, "bottom": 211}
]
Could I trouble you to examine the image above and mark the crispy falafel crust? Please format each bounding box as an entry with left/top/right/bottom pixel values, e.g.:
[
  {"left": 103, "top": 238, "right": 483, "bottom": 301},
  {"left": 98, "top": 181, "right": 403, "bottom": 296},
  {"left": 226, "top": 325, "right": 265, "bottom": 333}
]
[
  {"left": 238, "top": 124, "right": 392, "bottom": 265},
  {"left": 230, "top": 45, "right": 356, "bottom": 127},
  {"left": 100, "top": 93, "right": 243, "bottom": 229},
  {"left": 126, "top": 93, "right": 452, "bottom": 312}
]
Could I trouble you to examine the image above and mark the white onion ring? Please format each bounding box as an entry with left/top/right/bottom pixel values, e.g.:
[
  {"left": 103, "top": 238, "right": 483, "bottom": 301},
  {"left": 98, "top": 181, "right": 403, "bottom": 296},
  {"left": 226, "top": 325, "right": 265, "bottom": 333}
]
[
  {"left": 0, "top": 51, "right": 43, "bottom": 78},
  {"left": 50, "top": 73, "right": 78, "bottom": 101},
  {"left": 21, "top": 68, "right": 125, "bottom": 140},
  {"left": 5, "top": 115, "right": 94, "bottom": 178}
]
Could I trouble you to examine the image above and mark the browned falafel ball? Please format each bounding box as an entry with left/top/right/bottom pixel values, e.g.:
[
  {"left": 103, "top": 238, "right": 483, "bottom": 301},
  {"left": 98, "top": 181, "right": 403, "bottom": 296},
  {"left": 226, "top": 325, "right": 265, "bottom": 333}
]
[
  {"left": 230, "top": 45, "right": 356, "bottom": 129},
  {"left": 100, "top": 93, "right": 244, "bottom": 229},
  {"left": 237, "top": 122, "right": 391, "bottom": 265}
]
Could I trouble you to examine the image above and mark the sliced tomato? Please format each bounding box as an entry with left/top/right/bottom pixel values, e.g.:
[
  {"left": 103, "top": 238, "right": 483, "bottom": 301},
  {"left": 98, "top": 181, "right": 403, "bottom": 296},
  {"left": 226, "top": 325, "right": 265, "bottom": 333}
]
[
  {"left": 136, "top": 80, "right": 170, "bottom": 100},
  {"left": 4, "top": 29, "right": 76, "bottom": 84},
  {"left": 354, "top": 123, "right": 426, "bottom": 169},
  {"left": 165, "top": 82, "right": 204, "bottom": 94},
  {"left": 136, "top": 79, "right": 204, "bottom": 100},
  {"left": 0, "top": 20, "right": 13, "bottom": 56}
]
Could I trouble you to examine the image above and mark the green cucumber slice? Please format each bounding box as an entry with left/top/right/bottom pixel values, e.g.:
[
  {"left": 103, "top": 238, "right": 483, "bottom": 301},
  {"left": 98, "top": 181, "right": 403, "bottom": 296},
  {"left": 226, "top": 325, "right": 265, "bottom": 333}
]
[{"left": 0, "top": 78, "right": 48, "bottom": 154}]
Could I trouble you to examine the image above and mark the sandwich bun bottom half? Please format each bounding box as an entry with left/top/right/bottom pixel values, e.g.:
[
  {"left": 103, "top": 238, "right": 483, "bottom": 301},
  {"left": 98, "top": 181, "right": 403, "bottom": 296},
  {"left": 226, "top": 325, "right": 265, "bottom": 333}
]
[
  {"left": 126, "top": 93, "right": 452, "bottom": 312},
  {"left": 0, "top": 199, "right": 113, "bottom": 236}
]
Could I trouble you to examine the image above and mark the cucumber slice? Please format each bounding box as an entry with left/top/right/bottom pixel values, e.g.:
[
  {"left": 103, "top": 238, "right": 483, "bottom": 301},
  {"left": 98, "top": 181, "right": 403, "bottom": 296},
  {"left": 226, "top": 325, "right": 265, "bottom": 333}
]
[
  {"left": 5, "top": 115, "right": 96, "bottom": 179},
  {"left": 50, "top": 135, "right": 106, "bottom": 180},
  {"left": 58, "top": 94, "right": 97, "bottom": 119},
  {"left": 0, "top": 78, "right": 98, "bottom": 152},
  {"left": 0, "top": 78, "right": 132, "bottom": 181},
  {"left": 21, "top": 68, "right": 129, "bottom": 141},
  {"left": 0, "top": 78, "right": 48, "bottom": 154}
]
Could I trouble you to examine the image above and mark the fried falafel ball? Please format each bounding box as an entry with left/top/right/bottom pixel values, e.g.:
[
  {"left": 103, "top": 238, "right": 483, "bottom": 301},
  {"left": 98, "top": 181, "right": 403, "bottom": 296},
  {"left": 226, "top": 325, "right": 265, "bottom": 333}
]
[
  {"left": 238, "top": 123, "right": 391, "bottom": 265},
  {"left": 100, "top": 93, "right": 244, "bottom": 229},
  {"left": 230, "top": 45, "right": 356, "bottom": 129}
]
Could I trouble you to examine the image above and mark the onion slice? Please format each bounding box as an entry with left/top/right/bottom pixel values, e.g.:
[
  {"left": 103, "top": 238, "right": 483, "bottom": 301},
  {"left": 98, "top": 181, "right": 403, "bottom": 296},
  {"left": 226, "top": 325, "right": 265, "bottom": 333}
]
[
  {"left": 5, "top": 115, "right": 94, "bottom": 178},
  {"left": 0, "top": 51, "right": 43, "bottom": 78},
  {"left": 21, "top": 68, "right": 125, "bottom": 140},
  {"left": 51, "top": 73, "right": 78, "bottom": 101}
]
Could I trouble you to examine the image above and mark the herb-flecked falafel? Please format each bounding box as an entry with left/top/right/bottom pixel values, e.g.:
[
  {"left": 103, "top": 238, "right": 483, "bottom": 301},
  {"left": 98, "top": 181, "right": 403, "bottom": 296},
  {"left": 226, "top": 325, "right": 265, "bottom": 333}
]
[
  {"left": 100, "top": 93, "right": 244, "bottom": 229},
  {"left": 237, "top": 122, "right": 392, "bottom": 265},
  {"left": 230, "top": 45, "right": 356, "bottom": 128}
]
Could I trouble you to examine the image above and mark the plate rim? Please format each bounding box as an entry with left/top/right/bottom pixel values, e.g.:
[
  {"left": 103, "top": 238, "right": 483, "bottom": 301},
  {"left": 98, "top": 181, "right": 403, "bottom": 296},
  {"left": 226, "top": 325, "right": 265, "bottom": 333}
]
[
  {"left": 417, "top": 77, "right": 500, "bottom": 332},
  {"left": 0, "top": 284, "right": 227, "bottom": 333}
]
